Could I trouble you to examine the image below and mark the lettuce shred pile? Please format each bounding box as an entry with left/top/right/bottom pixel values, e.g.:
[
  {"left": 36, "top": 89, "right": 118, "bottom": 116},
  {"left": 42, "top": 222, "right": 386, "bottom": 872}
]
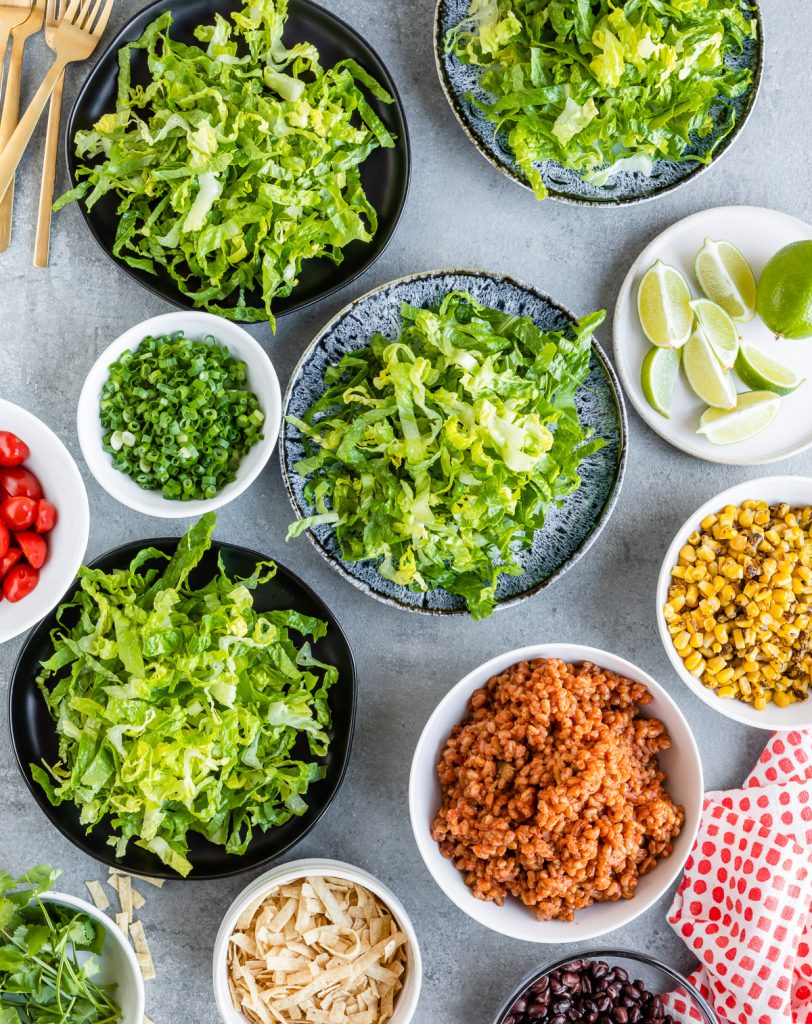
[
  {"left": 32, "top": 514, "right": 338, "bottom": 878},
  {"left": 447, "top": 0, "right": 757, "bottom": 199},
  {"left": 56, "top": 0, "right": 395, "bottom": 326},
  {"left": 287, "top": 292, "right": 606, "bottom": 619}
]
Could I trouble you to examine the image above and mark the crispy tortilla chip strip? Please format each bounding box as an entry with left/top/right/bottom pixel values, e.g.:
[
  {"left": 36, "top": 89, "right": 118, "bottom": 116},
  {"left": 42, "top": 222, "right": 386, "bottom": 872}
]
[
  {"left": 85, "top": 880, "right": 110, "bottom": 911},
  {"left": 130, "top": 920, "right": 156, "bottom": 981}
]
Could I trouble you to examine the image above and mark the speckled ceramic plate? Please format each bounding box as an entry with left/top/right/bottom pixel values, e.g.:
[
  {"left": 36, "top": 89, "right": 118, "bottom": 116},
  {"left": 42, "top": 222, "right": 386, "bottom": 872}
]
[
  {"left": 434, "top": 0, "right": 763, "bottom": 206},
  {"left": 281, "top": 270, "right": 627, "bottom": 615}
]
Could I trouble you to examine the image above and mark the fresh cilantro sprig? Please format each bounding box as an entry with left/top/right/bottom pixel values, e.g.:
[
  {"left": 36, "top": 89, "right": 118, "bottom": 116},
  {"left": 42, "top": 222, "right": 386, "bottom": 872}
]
[{"left": 0, "top": 866, "right": 121, "bottom": 1024}]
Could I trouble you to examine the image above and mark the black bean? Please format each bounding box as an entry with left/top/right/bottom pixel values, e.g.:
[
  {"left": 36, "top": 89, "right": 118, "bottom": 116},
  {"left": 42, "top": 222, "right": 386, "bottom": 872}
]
[
  {"left": 562, "top": 972, "right": 581, "bottom": 989},
  {"left": 552, "top": 999, "right": 571, "bottom": 1014},
  {"left": 529, "top": 1000, "right": 547, "bottom": 1016},
  {"left": 511, "top": 997, "right": 527, "bottom": 1014},
  {"left": 614, "top": 1009, "right": 629, "bottom": 1024},
  {"left": 550, "top": 1016, "right": 567, "bottom": 1024}
]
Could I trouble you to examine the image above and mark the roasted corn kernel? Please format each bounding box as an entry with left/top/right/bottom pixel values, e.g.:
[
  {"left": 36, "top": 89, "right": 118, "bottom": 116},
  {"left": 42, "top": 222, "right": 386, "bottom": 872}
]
[{"left": 664, "top": 500, "right": 812, "bottom": 711}]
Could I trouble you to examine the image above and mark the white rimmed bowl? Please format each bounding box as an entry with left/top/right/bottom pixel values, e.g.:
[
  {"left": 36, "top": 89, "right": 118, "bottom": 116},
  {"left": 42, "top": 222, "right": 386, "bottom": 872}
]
[
  {"left": 657, "top": 475, "right": 812, "bottom": 731},
  {"left": 43, "top": 891, "right": 145, "bottom": 1024},
  {"left": 77, "top": 312, "right": 281, "bottom": 518},
  {"left": 408, "top": 643, "right": 703, "bottom": 944},
  {"left": 213, "top": 858, "right": 422, "bottom": 1024},
  {"left": 0, "top": 400, "right": 89, "bottom": 645}
]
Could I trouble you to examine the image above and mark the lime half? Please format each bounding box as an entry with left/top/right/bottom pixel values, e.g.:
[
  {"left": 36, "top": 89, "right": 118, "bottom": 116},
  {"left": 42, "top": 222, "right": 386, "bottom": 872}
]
[
  {"left": 698, "top": 391, "right": 782, "bottom": 445},
  {"left": 735, "top": 343, "right": 805, "bottom": 396},
  {"left": 683, "top": 330, "right": 737, "bottom": 409},
  {"left": 637, "top": 260, "right": 694, "bottom": 348},
  {"left": 690, "top": 298, "right": 739, "bottom": 369},
  {"left": 641, "top": 347, "right": 680, "bottom": 418},
  {"left": 695, "top": 238, "right": 757, "bottom": 322}
]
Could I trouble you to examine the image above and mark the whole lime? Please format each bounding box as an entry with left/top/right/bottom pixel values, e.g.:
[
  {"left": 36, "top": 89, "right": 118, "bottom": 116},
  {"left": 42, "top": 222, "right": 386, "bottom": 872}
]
[{"left": 756, "top": 240, "right": 812, "bottom": 339}]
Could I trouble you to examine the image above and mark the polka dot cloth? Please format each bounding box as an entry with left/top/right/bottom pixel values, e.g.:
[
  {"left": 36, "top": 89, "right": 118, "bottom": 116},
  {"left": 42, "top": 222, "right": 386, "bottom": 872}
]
[{"left": 667, "top": 730, "right": 812, "bottom": 1024}]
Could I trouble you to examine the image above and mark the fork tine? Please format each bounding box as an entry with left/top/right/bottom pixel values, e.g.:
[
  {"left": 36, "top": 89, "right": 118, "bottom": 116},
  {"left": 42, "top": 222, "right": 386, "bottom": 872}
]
[
  {"left": 61, "top": 0, "right": 81, "bottom": 25},
  {"left": 89, "top": 0, "right": 113, "bottom": 35}
]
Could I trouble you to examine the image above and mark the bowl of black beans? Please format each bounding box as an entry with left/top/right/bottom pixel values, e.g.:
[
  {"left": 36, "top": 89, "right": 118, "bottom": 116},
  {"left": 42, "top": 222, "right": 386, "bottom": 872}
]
[{"left": 495, "top": 951, "right": 718, "bottom": 1024}]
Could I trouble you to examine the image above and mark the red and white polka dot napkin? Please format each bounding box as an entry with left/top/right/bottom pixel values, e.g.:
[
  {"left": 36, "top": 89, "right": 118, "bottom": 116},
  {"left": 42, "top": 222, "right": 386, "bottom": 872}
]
[{"left": 667, "top": 730, "right": 812, "bottom": 1024}]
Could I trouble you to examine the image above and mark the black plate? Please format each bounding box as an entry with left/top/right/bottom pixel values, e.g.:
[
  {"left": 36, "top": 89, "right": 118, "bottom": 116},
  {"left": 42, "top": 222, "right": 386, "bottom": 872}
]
[
  {"left": 9, "top": 539, "right": 356, "bottom": 880},
  {"left": 66, "top": 0, "right": 410, "bottom": 322}
]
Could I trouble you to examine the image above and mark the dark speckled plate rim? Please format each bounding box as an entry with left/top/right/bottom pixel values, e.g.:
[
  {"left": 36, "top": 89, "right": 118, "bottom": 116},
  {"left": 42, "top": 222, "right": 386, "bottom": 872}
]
[
  {"left": 433, "top": 0, "right": 764, "bottom": 207},
  {"left": 64, "top": 0, "right": 412, "bottom": 323},
  {"left": 279, "top": 268, "right": 628, "bottom": 616}
]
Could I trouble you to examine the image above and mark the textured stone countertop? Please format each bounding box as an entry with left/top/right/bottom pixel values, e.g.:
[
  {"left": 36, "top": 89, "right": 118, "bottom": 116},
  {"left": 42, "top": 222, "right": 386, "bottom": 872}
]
[{"left": 1, "top": 2, "right": 809, "bottom": 1022}]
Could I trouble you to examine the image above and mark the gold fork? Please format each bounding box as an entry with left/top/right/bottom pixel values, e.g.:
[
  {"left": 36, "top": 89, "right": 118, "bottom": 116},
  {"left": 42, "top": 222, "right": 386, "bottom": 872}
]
[
  {"left": 33, "top": 0, "right": 67, "bottom": 266},
  {"left": 0, "top": 0, "right": 33, "bottom": 98},
  {"left": 0, "top": 0, "right": 116, "bottom": 207},
  {"left": 0, "top": 0, "right": 46, "bottom": 252}
]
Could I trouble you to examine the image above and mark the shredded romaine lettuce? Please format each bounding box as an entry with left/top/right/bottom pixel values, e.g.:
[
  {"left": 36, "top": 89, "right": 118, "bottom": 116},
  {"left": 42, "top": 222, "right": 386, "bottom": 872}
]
[
  {"left": 55, "top": 0, "right": 395, "bottom": 327},
  {"left": 287, "top": 292, "right": 606, "bottom": 618},
  {"left": 32, "top": 514, "right": 338, "bottom": 878},
  {"left": 447, "top": 0, "right": 757, "bottom": 199}
]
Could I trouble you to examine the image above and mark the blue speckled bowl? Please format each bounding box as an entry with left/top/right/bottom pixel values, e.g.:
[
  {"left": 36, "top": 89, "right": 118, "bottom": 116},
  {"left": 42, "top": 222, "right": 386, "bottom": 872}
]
[
  {"left": 434, "top": 0, "right": 763, "bottom": 206},
  {"left": 281, "top": 270, "right": 627, "bottom": 614}
]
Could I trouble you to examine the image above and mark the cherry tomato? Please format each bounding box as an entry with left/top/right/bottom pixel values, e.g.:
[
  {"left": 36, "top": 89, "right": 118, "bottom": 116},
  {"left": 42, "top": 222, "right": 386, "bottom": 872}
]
[
  {"left": 0, "top": 496, "right": 37, "bottom": 531},
  {"left": 35, "top": 499, "right": 58, "bottom": 533},
  {"left": 15, "top": 531, "right": 46, "bottom": 570},
  {"left": 0, "top": 467, "right": 42, "bottom": 500},
  {"left": 0, "top": 520, "right": 8, "bottom": 558},
  {"left": 3, "top": 563, "right": 39, "bottom": 602},
  {"left": 0, "top": 547, "right": 22, "bottom": 579},
  {"left": 0, "top": 432, "right": 30, "bottom": 467}
]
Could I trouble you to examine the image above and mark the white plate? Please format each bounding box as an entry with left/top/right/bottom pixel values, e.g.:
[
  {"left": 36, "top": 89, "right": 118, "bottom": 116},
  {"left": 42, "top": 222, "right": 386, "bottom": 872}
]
[
  {"left": 613, "top": 205, "right": 812, "bottom": 464},
  {"left": 78, "top": 312, "right": 281, "bottom": 519},
  {"left": 0, "top": 401, "right": 89, "bottom": 645},
  {"left": 409, "top": 644, "right": 703, "bottom": 944},
  {"left": 657, "top": 475, "right": 812, "bottom": 731}
]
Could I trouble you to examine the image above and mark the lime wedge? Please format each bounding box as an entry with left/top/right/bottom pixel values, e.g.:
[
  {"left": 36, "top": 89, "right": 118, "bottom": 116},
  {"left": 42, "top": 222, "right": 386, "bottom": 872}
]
[
  {"left": 637, "top": 260, "right": 694, "bottom": 349},
  {"left": 641, "top": 347, "right": 680, "bottom": 418},
  {"left": 694, "top": 238, "right": 757, "bottom": 322},
  {"left": 690, "top": 298, "right": 739, "bottom": 369},
  {"left": 683, "top": 330, "right": 737, "bottom": 409},
  {"left": 735, "top": 342, "right": 805, "bottom": 396},
  {"left": 698, "top": 391, "right": 782, "bottom": 445}
]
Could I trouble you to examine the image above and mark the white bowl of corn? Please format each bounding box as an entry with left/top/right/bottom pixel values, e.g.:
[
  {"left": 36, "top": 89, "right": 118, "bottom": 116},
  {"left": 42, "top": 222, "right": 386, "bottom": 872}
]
[{"left": 657, "top": 476, "right": 812, "bottom": 731}]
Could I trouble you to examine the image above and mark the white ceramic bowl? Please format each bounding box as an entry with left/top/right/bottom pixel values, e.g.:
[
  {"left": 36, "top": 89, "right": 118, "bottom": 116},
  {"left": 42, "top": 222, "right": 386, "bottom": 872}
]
[
  {"left": 657, "top": 475, "right": 812, "bottom": 731},
  {"left": 213, "top": 858, "right": 422, "bottom": 1024},
  {"left": 0, "top": 400, "right": 89, "bottom": 645},
  {"left": 44, "top": 891, "right": 145, "bottom": 1024},
  {"left": 77, "top": 312, "right": 281, "bottom": 518},
  {"left": 409, "top": 643, "right": 703, "bottom": 944}
]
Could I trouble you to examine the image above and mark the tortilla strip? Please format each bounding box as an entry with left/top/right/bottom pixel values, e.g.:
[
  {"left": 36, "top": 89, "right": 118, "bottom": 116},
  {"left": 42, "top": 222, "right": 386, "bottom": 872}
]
[
  {"left": 85, "top": 880, "right": 110, "bottom": 911},
  {"left": 130, "top": 920, "right": 156, "bottom": 981}
]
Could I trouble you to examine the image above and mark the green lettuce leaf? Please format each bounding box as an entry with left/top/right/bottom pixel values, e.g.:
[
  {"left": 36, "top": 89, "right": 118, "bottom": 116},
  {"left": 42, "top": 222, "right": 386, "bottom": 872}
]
[
  {"left": 55, "top": 0, "right": 395, "bottom": 327},
  {"left": 287, "top": 292, "right": 606, "bottom": 618},
  {"left": 447, "top": 0, "right": 758, "bottom": 199},
  {"left": 33, "top": 516, "right": 339, "bottom": 877}
]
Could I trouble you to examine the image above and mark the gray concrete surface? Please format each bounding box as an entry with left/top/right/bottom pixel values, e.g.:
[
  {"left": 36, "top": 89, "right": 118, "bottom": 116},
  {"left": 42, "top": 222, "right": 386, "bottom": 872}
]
[{"left": 1, "top": 2, "right": 809, "bottom": 1022}]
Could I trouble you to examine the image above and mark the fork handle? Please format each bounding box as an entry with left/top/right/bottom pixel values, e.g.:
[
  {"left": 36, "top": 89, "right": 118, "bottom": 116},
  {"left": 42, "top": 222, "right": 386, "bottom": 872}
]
[
  {"left": 0, "top": 56, "right": 68, "bottom": 208},
  {"left": 0, "top": 28, "right": 11, "bottom": 100},
  {"left": 33, "top": 72, "right": 65, "bottom": 268},
  {"left": 0, "top": 30, "right": 27, "bottom": 252}
]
